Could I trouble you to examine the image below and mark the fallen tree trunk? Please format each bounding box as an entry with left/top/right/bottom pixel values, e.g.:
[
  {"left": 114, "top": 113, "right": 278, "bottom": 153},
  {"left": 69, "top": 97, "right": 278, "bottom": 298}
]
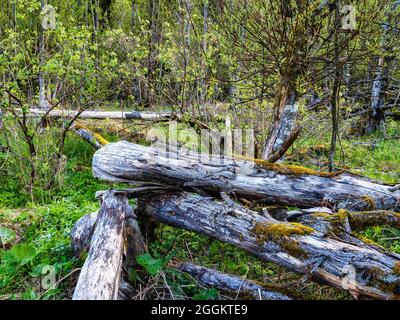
[
  {"left": 71, "top": 211, "right": 98, "bottom": 256},
  {"left": 71, "top": 192, "right": 147, "bottom": 300},
  {"left": 72, "top": 191, "right": 127, "bottom": 300},
  {"left": 72, "top": 189, "right": 151, "bottom": 269},
  {"left": 179, "top": 262, "right": 292, "bottom": 300},
  {"left": 93, "top": 141, "right": 400, "bottom": 211},
  {"left": 17, "top": 108, "right": 175, "bottom": 121},
  {"left": 137, "top": 191, "right": 400, "bottom": 299},
  {"left": 124, "top": 208, "right": 148, "bottom": 269},
  {"left": 71, "top": 122, "right": 109, "bottom": 149}
]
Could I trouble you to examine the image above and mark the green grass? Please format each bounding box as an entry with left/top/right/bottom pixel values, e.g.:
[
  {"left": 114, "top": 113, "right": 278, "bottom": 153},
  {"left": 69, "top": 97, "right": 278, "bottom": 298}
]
[
  {"left": 0, "top": 136, "right": 103, "bottom": 299},
  {"left": 290, "top": 119, "right": 400, "bottom": 184}
]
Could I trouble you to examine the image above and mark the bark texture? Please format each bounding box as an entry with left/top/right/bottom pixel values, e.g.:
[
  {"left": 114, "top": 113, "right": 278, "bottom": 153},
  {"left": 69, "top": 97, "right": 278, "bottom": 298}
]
[
  {"left": 137, "top": 191, "right": 400, "bottom": 299},
  {"left": 72, "top": 191, "right": 127, "bottom": 300},
  {"left": 17, "top": 108, "right": 174, "bottom": 121},
  {"left": 71, "top": 211, "right": 98, "bottom": 256},
  {"left": 180, "top": 262, "right": 292, "bottom": 300},
  {"left": 92, "top": 141, "right": 400, "bottom": 211},
  {"left": 262, "top": 82, "right": 299, "bottom": 162}
]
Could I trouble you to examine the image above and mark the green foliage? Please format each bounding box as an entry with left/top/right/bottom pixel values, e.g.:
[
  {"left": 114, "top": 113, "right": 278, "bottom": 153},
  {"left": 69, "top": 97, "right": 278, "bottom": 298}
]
[
  {"left": 2, "top": 243, "right": 37, "bottom": 266},
  {"left": 0, "top": 227, "right": 16, "bottom": 246},
  {"left": 193, "top": 288, "right": 219, "bottom": 300},
  {"left": 0, "top": 244, "right": 38, "bottom": 288},
  {"left": 0, "top": 136, "right": 102, "bottom": 298},
  {"left": 136, "top": 253, "right": 163, "bottom": 277},
  {"left": 362, "top": 226, "right": 400, "bottom": 254}
]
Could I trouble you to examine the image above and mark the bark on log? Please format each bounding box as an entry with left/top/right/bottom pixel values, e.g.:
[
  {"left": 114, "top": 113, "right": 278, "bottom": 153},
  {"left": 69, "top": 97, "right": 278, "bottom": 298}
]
[
  {"left": 71, "top": 211, "right": 98, "bottom": 257},
  {"left": 92, "top": 141, "right": 400, "bottom": 211},
  {"left": 137, "top": 191, "right": 400, "bottom": 299},
  {"left": 18, "top": 108, "right": 175, "bottom": 121},
  {"left": 124, "top": 209, "right": 147, "bottom": 269},
  {"left": 72, "top": 191, "right": 127, "bottom": 300},
  {"left": 262, "top": 82, "right": 299, "bottom": 162},
  {"left": 71, "top": 189, "right": 149, "bottom": 270},
  {"left": 280, "top": 208, "right": 400, "bottom": 232},
  {"left": 118, "top": 277, "right": 136, "bottom": 300},
  {"left": 179, "top": 262, "right": 292, "bottom": 300},
  {"left": 71, "top": 123, "right": 109, "bottom": 149}
]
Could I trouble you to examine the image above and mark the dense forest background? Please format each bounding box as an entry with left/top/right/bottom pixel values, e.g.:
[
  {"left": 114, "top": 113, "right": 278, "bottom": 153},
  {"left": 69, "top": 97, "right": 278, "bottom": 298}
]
[{"left": 0, "top": 0, "right": 400, "bottom": 300}]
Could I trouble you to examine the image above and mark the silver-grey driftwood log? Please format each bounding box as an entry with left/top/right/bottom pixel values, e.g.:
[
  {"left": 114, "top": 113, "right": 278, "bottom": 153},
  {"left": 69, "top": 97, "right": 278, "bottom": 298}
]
[
  {"left": 72, "top": 191, "right": 127, "bottom": 300},
  {"left": 179, "top": 262, "right": 292, "bottom": 300},
  {"left": 18, "top": 108, "right": 175, "bottom": 121},
  {"left": 92, "top": 141, "right": 400, "bottom": 211},
  {"left": 71, "top": 211, "right": 98, "bottom": 256},
  {"left": 137, "top": 191, "right": 400, "bottom": 299}
]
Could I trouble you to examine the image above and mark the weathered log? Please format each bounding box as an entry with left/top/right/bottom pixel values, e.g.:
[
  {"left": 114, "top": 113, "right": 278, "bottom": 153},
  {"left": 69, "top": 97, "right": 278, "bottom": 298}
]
[
  {"left": 17, "top": 108, "right": 175, "bottom": 121},
  {"left": 92, "top": 141, "right": 400, "bottom": 211},
  {"left": 71, "top": 211, "right": 98, "bottom": 256},
  {"left": 277, "top": 206, "right": 400, "bottom": 229},
  {"left": 179, "top": 262, "right": 292, "bottom": 300},
  {"left": 137, "top": 191, "right": 400, "bottom": 299},
  {"left": 94, "top": 186, "right": 180, "bottom": 199},
  {"left": 70, "top": 206, "right": 145, "bottom": 300},
  {"left": 71, "top": 189, "right": 149, "bottom": 269},
  {"left": 118, "top": 277, "right": 136, "bottom": 300},
  {"left": 72, "top": 191, "right": 127, "bottom": 300},
  {"left": 72, "top": 211, "right": 147, "bottom": 271},
  {"left": 291, "top": 209, "right": 400, "bottom": 232},
  {"left": 124, "top": 209, "right": 148, "bottom": 269},
  {"left": 71, "top": 123, "right": 109, "bottom": 149}
]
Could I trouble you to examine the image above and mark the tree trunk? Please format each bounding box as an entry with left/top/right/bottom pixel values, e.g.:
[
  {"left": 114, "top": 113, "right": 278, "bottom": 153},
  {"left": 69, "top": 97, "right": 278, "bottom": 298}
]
[
  {"left": 71, "top": 211, "right": 98, "bottom": 257},
  {"left": 71, "top": 123, "right": 109, "bottom": 149},
  {"left": 92, "top": 141, "right": 400, "bottom": 211},
  {"left": 72, "top": 191, "right": 127, "bottom": 300},
  {"left": 137, "top": 191, "right": 400, "bottom": 299},
  {"left": 328, "top": 0, "right": 341, "bottom": 172},
  {"left": 200, "top": 1, "right": 208, "bottom": 109},
  {"left": 366, "top": 0, "right": 397, "bottom": 134},
  {"left": 367, "top": 56, "right": 387, "bottom": 133},
  {"left": 179, "top": 262, "right": 292, "bottom": 300},
  {"left": 146, "top": 0, "right": 160, "bottom": 107},
  {"left": 38, "top": 0, "right": 48, "bottom": 110},
  {"left": 17, "top": 108, "right": 174, "bottom": 121},
  {"left": 262, "top": 79, "right": 300, "bottom": 162},
  {"left": 72, "top": 190, "right": 150, "bottom": 269},
  {"left": 124, "top": 210, "right": 148, "bottom": 269}
]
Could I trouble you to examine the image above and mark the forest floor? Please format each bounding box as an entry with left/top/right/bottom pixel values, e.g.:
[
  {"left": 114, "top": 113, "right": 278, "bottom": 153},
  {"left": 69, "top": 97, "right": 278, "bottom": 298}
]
[{"left": 0, "top": 119, "right": 399, "bottom": 300}]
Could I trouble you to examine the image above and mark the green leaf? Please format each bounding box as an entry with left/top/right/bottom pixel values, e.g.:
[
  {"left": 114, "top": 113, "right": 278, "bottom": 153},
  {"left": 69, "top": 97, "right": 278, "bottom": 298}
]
[
  {"left": 30, "top": 263, "right": 48, "bottom": 277},
  {"left": 136, "top": 253, "right": 163, "bottom": 276},
  {"left": 0, "top": 274, "right": 11, "bottom": 289},
  {"left": 0, "top": 262, "right": 17, "bottom": 276},
  {"left": 193, "top": 288, "right": 219, "bottom": 300},
  {"left": 2, "top": 244, "right": 38, "bottom": 266},
  {"left": 0, "top": 227, "right": 16, "bottom": 245},
  {"left": 21, "top": 288, "right": 37, "bottom": 300}
]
